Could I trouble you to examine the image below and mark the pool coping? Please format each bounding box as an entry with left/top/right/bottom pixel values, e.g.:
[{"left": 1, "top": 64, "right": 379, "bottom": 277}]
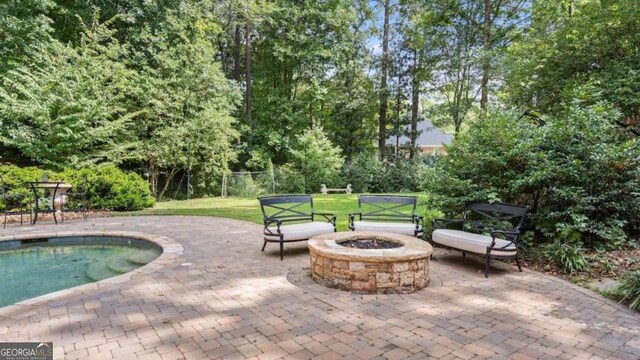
[{"left": 0, "top": 231, "right": 183, "bottom": 320}]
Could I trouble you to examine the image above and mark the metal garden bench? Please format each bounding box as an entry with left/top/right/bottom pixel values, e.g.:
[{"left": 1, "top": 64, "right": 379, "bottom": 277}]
[
  {"left": 430, "top": 202, "right": 529, "bottom": 277},
  {"left": 348, "top": 195, "right": 424, "bottom": 237},
  {"left": 258, "top": 194, "right": 336, "bottom": 260}
]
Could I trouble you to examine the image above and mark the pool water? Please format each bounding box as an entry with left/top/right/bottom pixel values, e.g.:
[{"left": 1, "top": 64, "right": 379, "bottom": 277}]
[{"left": 0, "top": 238, "right": 161, "bottom": 307}]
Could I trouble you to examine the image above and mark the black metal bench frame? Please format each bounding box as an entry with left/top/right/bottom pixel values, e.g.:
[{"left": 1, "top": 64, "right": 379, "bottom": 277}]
[
  {"left": 348, "top": 195, "right": 424, "bottom": 237},
  {"left": 258, "top": 194, "right": 336, "bottom": 260},
  {"left": 431, "top": 202, "right": 529, "bottom": 277}
]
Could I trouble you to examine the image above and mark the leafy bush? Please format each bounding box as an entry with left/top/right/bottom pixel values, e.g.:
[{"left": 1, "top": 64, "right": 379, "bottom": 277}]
[
  {"left": 274, "top": 166, "right": 305, "bottom": 194},
  {"left": 227, "top": 174, "right": 263, "bottom": 197},
  {"left": 541, "top": 240, "right": 588, "bottom": 274},
  {"left": 425, "top": 103, "right": 640, "bottom": 249},
  {"left": 616, "top": 270, "right": 640, "bottom": 311},
  {"left": 0, "top": 164, "right": 154, "bottom": 211},
  {"left": 287, "top": 127, "right": 345, "bottom": 193},
  {"left": 342, "top": 153, "right": 429, "bottom": 193},
  {"left": 340, "top": 153, "right": 382, "bottom": 193},
  {"left": 375, "top": 155, "right": 427, "bottom": 193},
  {"left": 0, "top": 165, "right": 42, "bottom": 192},
  {"left": 0, "top": 165, "right": 42, "bottom": 210},
  {"left": 62, "top": 166, "right": 154, "bottom": 211}
]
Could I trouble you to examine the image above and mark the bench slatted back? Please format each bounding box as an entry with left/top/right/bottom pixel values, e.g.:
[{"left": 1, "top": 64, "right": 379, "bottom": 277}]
[
  {"left": 463, "top": 202, "right": 529, "bottom": 233},
  {"left": 358, "top": 195, "right": 417, "bottom": 222},
  {"left": 258, "top": 195, "right": 314, "bottom": 223}
]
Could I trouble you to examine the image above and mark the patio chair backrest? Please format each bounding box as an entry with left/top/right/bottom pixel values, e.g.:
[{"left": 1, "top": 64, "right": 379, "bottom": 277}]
[
  {"left": 358, "top": 195, "right": 417, "bottom": 223},
  {"left": 258, "top": 195, "right": 314, "bottom": 223},
  {"left": 463, "top": 202, "right": 529, "bottom": 233}
]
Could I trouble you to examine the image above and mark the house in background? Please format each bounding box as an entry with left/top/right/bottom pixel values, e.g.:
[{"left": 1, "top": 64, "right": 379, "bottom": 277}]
[{"left": 387, "top": 119, "right": 453, "bottom": 155}]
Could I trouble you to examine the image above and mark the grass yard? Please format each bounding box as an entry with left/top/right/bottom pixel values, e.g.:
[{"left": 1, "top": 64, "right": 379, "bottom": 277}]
[{"left": 128, "top": 193, "right": 433, "bottom": 231}]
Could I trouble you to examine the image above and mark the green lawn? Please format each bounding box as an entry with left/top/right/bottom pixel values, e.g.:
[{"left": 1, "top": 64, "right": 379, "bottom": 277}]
[{"left": 128, "top": 193, "right": 433, "bottom": 231}]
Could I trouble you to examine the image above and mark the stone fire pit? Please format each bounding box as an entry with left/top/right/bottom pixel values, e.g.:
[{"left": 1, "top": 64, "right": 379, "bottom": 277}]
[{"left": 308, "top": 231, "right": 433, "bottom": 294}]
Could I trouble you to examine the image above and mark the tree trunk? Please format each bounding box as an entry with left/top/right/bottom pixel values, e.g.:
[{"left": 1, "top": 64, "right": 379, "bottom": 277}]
[
  {"left": 148, "top": 160, "right": 158, "bottom": 197},
  {"left": 245, "top": 18, "right": 253, "bottom": 125},
  {"left": 395, "top": 85, "right": 401, "bottom": 156},
  {"left": 410, "top": 49, "right": 419, "bottom": 160},
  {"left": 157, "top": 168, "right": 179, "bottom": 201},
  {"left": 378, "top": 0, "right": 391, "bottom": 160},
  {"left": 234, "top": 19, "right": 242, "bottom": 82},
  {"left": 480, "top": 0, "right": 491, "bottom": 110}
]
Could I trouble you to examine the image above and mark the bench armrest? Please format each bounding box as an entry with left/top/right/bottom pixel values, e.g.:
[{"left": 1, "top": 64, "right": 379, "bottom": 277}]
[
  {"left": 431, "top": 218, "right": 464, "bottom": 230},
  {"left": 413, "top": 214, "right": 424, "bottom": 227},
  {"left": 348, "top": 212, "right": 362, "bottom": 230},
  {"left": 490, "top": 230, "right": 520, "bottom": 240},
  {"left": 313, "top": 212, "right": 336, "bottom": 227},
  {"left": 263, "top": 217, "right": 283, "bottom": 235},
  {"left": 489, "top": 229, "right": 521, "bottom": 249}
]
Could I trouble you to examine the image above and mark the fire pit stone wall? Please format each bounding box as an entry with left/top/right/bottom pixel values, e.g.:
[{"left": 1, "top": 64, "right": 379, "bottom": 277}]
[{"left": 308, "top": 232, "right": 433, "bottom": 294}]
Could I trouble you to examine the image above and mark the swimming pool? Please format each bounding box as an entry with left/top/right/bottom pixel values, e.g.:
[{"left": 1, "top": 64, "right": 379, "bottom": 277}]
[{"left": 0, "top": 236, "right": 161, "bottom": 307}]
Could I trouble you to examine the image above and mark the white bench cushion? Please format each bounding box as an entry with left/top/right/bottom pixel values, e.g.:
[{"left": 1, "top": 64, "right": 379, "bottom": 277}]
[
  {"left": 352, "top": 221, "right": 421, "bottom": 236},
  {"left": 432, "top": 229, "right": 517, "bottom": 256},
  {"left": 265, "top": 221, "right": 334, "bottom": 241}
]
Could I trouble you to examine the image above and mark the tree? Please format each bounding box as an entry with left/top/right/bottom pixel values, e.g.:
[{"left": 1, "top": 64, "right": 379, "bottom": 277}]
[
  {"left": 503, "top": 0, "right": 640, "bottom": 134},
  {"left": 287, "top": 127, "right": 345, "bottom": 194},
  {"left": 377, "top": 0, "right": 392, "bottom": 160},
  {"left": 0, "top": 21, "right": 141, "bottom": 168},
  {"left": 323, "top": 0, "right": 378, "bottom": 160},
  {"left": 398, "top": 0, "right": 435, "bottom": 158},
  {"left": 480, "top": 0, "right": 529, "bottom": 109},
  {"left": 129, "top": 5, "right": 241, "bottom": 198},
  {"left": 427, "top": 0, "right": 482, "bottom": 134},
  {"left": 0, "top": 0, "right": 55, "bottom": 73},
  {"left": 247, "top": 0, "right": 369, "bottom": 164}
]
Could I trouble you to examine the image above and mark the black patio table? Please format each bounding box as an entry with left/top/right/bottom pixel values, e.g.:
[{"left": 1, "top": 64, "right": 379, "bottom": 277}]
[{"left": 25, "top": 181, "right": 72, "bottom": 225}]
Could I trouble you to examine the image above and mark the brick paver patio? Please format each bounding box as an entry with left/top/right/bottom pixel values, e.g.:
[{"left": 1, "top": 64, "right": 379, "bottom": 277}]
[{"left": 1, "top": 216, "right": 639, "bottom": 359}]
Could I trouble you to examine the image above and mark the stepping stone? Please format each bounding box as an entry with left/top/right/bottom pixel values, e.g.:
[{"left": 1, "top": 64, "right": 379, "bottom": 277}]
[
  {"left": 106, "top": 257, "right": 139, "bottom": 274},
  {"left": 128, "top": 250, "right": 159, "bottom": 265},
  {"left": 86, "top": 262, "right": 121, "bottom": 282},
  {"left": 588, "top": 277, "right": 621, "bottom": 293}
]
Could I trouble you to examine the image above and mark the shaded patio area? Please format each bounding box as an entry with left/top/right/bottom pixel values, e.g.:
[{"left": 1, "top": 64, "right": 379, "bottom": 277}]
[{"left": 1, "top": 216, "right": 639, "bottom": 359}]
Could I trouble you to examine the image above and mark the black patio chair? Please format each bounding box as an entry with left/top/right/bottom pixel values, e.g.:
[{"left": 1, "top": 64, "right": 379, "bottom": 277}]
[
  {"left": 1, "top": 174, "right": 31, "bottom": 229},
  {"left": 258, "top": 194, "right": 336, "bottom": 260}
]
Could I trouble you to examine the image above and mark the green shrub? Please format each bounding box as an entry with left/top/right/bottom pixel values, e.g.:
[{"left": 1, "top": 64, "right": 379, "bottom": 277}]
[
  {"left": 374, "top": 155, "right": 427, "bottom": 193},
  {"left": 0, "top": 165, "right": 42, "bottom": 193},
  {"left": 287, "top": 127, "right": 345, "bottom": 193},
  {"left": 62, "top": 165, "right": 154, "bottom": 211},
  {"left": 274, "top": 166, "right": 305, "bottom": 194},
  {"left": 227, "top": 174, "right": 263, "bottom": 197},
  {"left": 541, "top": 240, "right": 588, "bottom": 274},
  {"left": 425, "top": 102, "right": 640, "bottom": 249},
  {"left": 341, "top": 153, "right": 381, "bottom": 193},
  {"left": 0, "top": 164, "right": 154, "bottom": 211},
  {"left": 616, "top": 270, "right": 640, "bottom": 311},
  {"left": 342, "top": 153, "right": 429, "bottom": 193},
  {"left": 0, "top": 165, "right": 48, "bottom": 210}
]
